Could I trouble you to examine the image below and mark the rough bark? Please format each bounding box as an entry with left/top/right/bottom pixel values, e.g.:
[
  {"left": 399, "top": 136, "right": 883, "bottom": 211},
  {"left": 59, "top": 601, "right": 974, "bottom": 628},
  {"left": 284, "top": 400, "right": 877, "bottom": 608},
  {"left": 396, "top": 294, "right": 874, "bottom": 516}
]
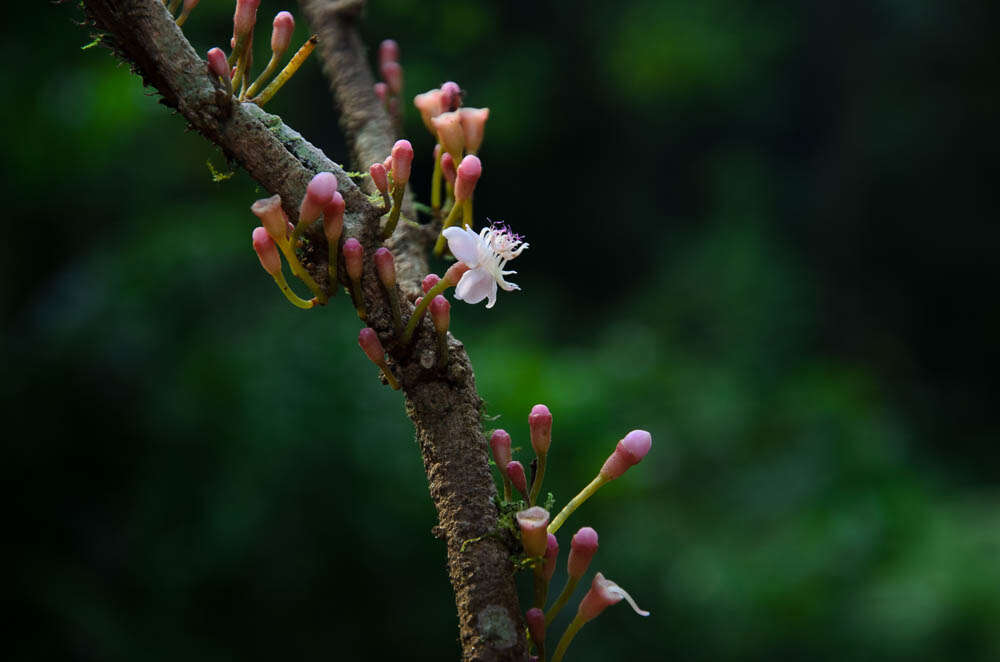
[{"left": 78, "top": 1, "right": 527, "bottom": 660}]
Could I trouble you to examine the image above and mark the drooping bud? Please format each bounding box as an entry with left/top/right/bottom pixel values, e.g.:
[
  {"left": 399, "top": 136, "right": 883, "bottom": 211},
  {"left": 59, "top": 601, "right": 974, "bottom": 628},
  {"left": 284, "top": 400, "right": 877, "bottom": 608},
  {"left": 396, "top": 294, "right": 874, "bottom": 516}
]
[
  {"left": 567, "top": 527, "right": 599, "bottom": 580},
  {"left": 322, "top": 192, "right": 345, "bottom": 243},
  {"left": 490, "top": 429, "right": 513, "bottom": 470},
  {"left": 270, "top": 11, "right": 295, "bottom": 58},
  {"left": 378, "top": 39, "right": 400, "bottom": 68},
  {"left": 374, "top": 247, "right": 396, "bottom": 288},
  {"left": 454, "top": 155, "right": 482, "bottom": 203},
  {"left": 525, "top": 608, "right": 546, "bottom": 651},
  {"left": 299, "top": 172, "right": 338, "bottom": 225},
  {"left": 381, "top": 61, "right": 403, "bottom": 96},
  {"left": 459, "top": 107, "right": 490, "bottom": 154},
  {"left": 529, "top": 404, "right": 553, "bottom": 456},
  {"left": 343, "top": 238, "right": 364, "bottom": 281},
  {"left": 251, "top": 227, "right": 281, "bottom": 276},
  {"left": 421, "top": 273, "right": 441, "bottom": 293},
  {"left": 440, "top": 80, "right": 462, "bottom": 111},
  {"left": 207, "top": 47, "right": 232, "bottom": 88},
  {"left": 440, "top": 152, "right": 457, "bottom": 186},
  {"left": 432, "top": 110, "right": 465, "bottom": 163},
  {"left": 543, "top": 533, "right": 559, "bottom": 582},
  {"left": 576, "top": 572, "right": 650, "bottom": 623},
  {"left": 599, "top": 430, "right": 652, "bottom": 480},
  {"left": 414, "top": 89, "right": 445, "bottom": 134},
  {"left": 507, "top": 461, "right": 528, "bottom": 499},
  {"left": 430, "top": 295, "right": 450, "bottom": 334},
  {"left": 369, "top": 163, "right": 389, "bottom": 196},
  {"left": 442, "top": 262, "right": 470, "bottom": 287},
  {"left": 390, "top": 140, "right": 414, "bottom": 187},
  {"left": 516, "top": 506, "right": 551, "bottom": 558},
  {"left": 251, "top": 194, "right": 289, "bottom": 242},
  {"left": 233, "top": 0, "right": 261, "bottom": 40}
]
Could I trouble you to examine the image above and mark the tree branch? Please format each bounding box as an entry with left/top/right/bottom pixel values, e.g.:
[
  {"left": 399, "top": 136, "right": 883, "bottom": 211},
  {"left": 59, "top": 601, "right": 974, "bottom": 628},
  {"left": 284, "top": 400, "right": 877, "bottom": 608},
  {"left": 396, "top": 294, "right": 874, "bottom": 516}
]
[{"left": 79, "top": 1, "right": 527, "bottom": 660}]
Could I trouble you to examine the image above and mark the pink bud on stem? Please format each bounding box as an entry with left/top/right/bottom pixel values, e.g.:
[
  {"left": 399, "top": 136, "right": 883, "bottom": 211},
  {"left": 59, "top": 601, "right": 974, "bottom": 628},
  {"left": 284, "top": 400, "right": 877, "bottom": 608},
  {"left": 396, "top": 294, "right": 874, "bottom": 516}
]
[
  {"left": 342, "top": 238, "right": 366, "bottom": 320},
  {"left": 400, "top": 264, "right": 470, "bottom": 345},
  {"left": 374, "top": 82, "right": 389, "bottom": 103},
  {"left": 545, "top": 527, "right": 599, "bottom": 626},
  {"left": 454, "top": 155, "right": 481, "bottom": 203},
  {"left": 430, "top": 144, "right": 444, "bottom": 215},
  {"left": 358, "top": 328, "right": 400, "bottom": 390},
  {"left": 380, "top": 61, "right": 403, "bottom": 97},
  {"left": 525, "top": 608, "right": 546, "bottom": 660},
  {"left": 440, "top": 80, "right": 462, "bottom": 111},
  {"left": 374, "top": 247, "right": 403, "bottom": 336},
  {"left": 490, "top": 429, "right": 513, "bottom": 501},
  {"left": 271, "top": 11, "right": 295, "bottom": 58},
  {"left": 429, "top": 295, "right": 451, "bottom": 366},
  {"left": 550, "top": 573, "right": 649, "bottom": 662},
  {"left": 229, "top": 0, "right": 260, "bottom": 93},
  {"left": 251, "top": 227, "right": 313, "bottom": 309},
  {"left": 323, "top": 192, "right": 345, "bottom": 292},
  {"left": 440, "top": 152, "right": 457, "bottom": 186},
  {"left": 421, "top": 274, "right": 440, "bottom": 294},
  {"left": 207, "top": 47, "right": 232, "bottom": 95},
  {"left": 380, "top": 140, "right": 414, "bottom": 240},
  {"left": 535, "top": 533, "right": 559, "bottom": 610},
  {"left": 378, "top": 39, "right": 400, "bottom": 69},
  {"left": 296, "top": 172, "right": 337, "bottom": 244},
  {"left": 527, "top": 404, "right": 552, "bottom": 506},
  {"left": 548, "top": 430, "right": 652, "bottom": 535},
  {"left": 251, "top": 194, "right": 326, "bottom": 304},
  {"left": 507, "top": 461, "right": 529, "bottom": 501},
  {"left": 434, "top": 155, "right": 481, "bottom": 256}
]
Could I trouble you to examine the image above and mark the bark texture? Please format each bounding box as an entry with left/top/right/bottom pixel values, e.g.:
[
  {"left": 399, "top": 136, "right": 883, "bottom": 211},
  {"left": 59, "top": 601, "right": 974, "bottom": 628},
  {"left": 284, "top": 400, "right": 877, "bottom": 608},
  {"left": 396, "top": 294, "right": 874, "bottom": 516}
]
[{"left": 79, "top": 1, "right": 527, "bottom": 660}]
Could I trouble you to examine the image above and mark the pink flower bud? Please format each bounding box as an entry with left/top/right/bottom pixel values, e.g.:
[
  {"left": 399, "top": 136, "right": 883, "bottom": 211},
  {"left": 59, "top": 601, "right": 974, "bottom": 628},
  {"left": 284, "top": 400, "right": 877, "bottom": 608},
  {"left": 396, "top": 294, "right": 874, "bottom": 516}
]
[
  {"left": 507, "top": 461, "right": 528, "bottom": 498},
  {"left": 184, "top": 0, "right": 201, "bottom": 12},
  {"left": 413, "top": 89, "right": 445, "bottom": 134},
  {"left": 207, "top": 47, "right": 231, "bottom": 86},
  {"left": 454, "top": 155, "right": 482, "bottom": 202},
  {"left": 378, "top": 39, "right": 400, "bottom": 68},
  {"left": 342, "top": 238, "right": 363, "bottom": 281},
  {"left": 529, "top": 404, "right": 553, "bottom": 456},
  {"left": 369, "top": 163, "right": 389, "bottom": 195},
  {"left": 374, "top": 82, "right": 389, "bottom": 102},
  {"left": 390, "top": 140, "right": 414, "bottom": 187},
  {"left": 432, "top": 111, "right": 465, "bottom": 163},
  {"left": 490, "top": 429, "right": 512, "bottom": 470},
  {"left": 251, "top": 194, "right": 289, "bottom": 242},
  {"left": 443, "top": 262, "right": 470, "bottom": 287},
  {"left": 380, "top": 61, "right": 403, "bottom": 96},
  {"left": 421, "top": 273, "right": 440, "bottom": 293},
  {"left": 358, "top": 327, "right": 387, "bottom": 366},
  {"left": 576, "top": 572, "right": 649, "bottom": 623},
  {"left": 516, "top": 506, "right": 550, "bottom": 558},
  {"left": 440, "top": 152, "right": 457, "bottom": 186},
  {"left": 525, "top": 608, "right": 545, "bottom": 649},
  {"left": 233, "top": 0, "right": 261, "bottom": 39},
  {"left": 323, "top": 192, "right": 345, "bottom": 242},
  {"left": 567, "top": 527, "right": 599, "bottom": 580},
  {"left": 414, "top": 296, "right": 422, "bottom": 307},
  {"left": 430, "top": 295, "right": 450, "bottom": 334},
  {"left": 543, "top": 533, "right": 559, "bottom": 582},
  {"left": 270, "top": 11, "right": 295, "bottom": 57},
  {"left": 459, "top": 107, "right": 489, "bottom": 154},
  {"left": 251, "top": 226, "right": 281, "bottom": 276},
  {"left": 383, "top": 155, "right": 393, "bottom": 172},
  {"left": 373, "top": 247, "right": 396, "bottom": 288},
  {"left": 599, "top": 430, "right": 652, "bottom": 480},
  {"left": 300, "top": 172, "right": 338, "bottom": 225},
  {"left": 440, "top": 80, "right": 462, "bottom": 111}
]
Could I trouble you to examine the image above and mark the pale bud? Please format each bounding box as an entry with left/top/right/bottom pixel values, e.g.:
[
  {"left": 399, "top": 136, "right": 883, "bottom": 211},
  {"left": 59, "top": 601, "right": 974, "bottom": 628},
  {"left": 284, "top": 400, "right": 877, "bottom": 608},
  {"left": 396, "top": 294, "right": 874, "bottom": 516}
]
[
  {"left": 490, "top": 429, "right": 512, "bottom": 470},
  {"left": 454, "top": 155, "right": 482, "bottom": 203},
  {"left": 459, "top": 107, "right": 489, "bottom": 154},
  {"left": 429, "top": 295, "right": 450, "bottom": 334},
  {"left": 207, "top": 47, "right": 231, "bottom": 87},
  {"left": 516, "top": 506, "right": 550, "bottom": 558},
  {"left": 342, "top": 238, "right": 363, "bottom": 281},
  {"left": 529, "top": 404, "right": 553, "bottom": 456},
  {"left": 507, "top": 461, "right": 528, "bottom": 498},
  {"left": 381, "top": 61, "right": 403, "bottom": 96},
  {"left": 300, "top": 172, "right": 338, "bottom": 225},
  {"left": 378, "top": 39, "right": 400, "bottom": 68},
  {"left": 374, "top": 82, "right": 389, "bottom": 103},
  {"left": 391, "top": 140, "right": 414, "bottom": 187},
  {"left": 251, "top": 226, "right": 281, "bottom": 276},
  {"left": 233, "top": 0, "right": 261, "bottom": 40},
  {"left": 567, "top": 527, "right": 599, "bottom": 580},
  {"left": 432, "top": 111, "right": 465, "bottom": 163},
  {"left": 373, "top": 247, "right": 396, "bottom": 288},
  {"left": 421, "top": 273, "right": 440, "bottom": 293},
  {"left": 440, "top": 152, "right": 457, "bottom": 186},
  {"left": 369, "top": 163, "right": 389, "bottom": 195},
  {"left": 543, "top": 533, "right": 559, "bottom": 582},
  {"left": 251, "top": 194, "right": 289, "bottom": 242},
  {"left": 599, "top": 430, "right": 652, "bottom": 480},
  {"left": 323, "top": 192, "right": 345, "bottom": 243}
]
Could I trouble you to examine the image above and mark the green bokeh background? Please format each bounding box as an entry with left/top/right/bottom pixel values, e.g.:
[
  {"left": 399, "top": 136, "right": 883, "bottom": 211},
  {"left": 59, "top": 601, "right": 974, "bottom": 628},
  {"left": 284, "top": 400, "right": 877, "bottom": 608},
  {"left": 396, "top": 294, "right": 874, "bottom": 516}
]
[{"left": 5, "top": 1, "right": 998, "bottom": 660}]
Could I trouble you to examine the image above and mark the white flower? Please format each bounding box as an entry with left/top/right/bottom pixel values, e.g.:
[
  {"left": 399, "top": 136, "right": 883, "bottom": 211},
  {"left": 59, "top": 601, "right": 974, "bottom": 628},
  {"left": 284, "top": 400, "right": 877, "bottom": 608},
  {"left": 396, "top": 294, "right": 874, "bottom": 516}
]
[{"left": 442, "top": 223, "right": 528, "bottom": 308}]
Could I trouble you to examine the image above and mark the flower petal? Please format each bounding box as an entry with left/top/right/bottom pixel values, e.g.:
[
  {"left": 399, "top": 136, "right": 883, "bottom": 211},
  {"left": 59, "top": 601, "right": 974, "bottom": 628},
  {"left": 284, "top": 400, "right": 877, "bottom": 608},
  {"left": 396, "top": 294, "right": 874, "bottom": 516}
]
[
  {"left": 455, "top": 268, "right": 495, "bottom": 305},
  {"left": 443, "top": 226, "right": 481, "bottom": 267}
]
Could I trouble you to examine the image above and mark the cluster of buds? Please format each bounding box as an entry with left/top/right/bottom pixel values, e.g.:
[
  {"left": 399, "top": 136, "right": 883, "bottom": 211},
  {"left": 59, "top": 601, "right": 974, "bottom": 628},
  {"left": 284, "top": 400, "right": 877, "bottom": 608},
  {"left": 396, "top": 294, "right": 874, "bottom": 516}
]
[
  {"left": 493, "top": 406, "right": 652, "bottom": 661},
  {"left": 413, "top": 81, "right": 490, "bottom": 250},
  {"left": 374, "top": 40, "right": 404, "bottom": 126},
  {"left": 200, "top": 1, "right": 317, "bottom": 105}
]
